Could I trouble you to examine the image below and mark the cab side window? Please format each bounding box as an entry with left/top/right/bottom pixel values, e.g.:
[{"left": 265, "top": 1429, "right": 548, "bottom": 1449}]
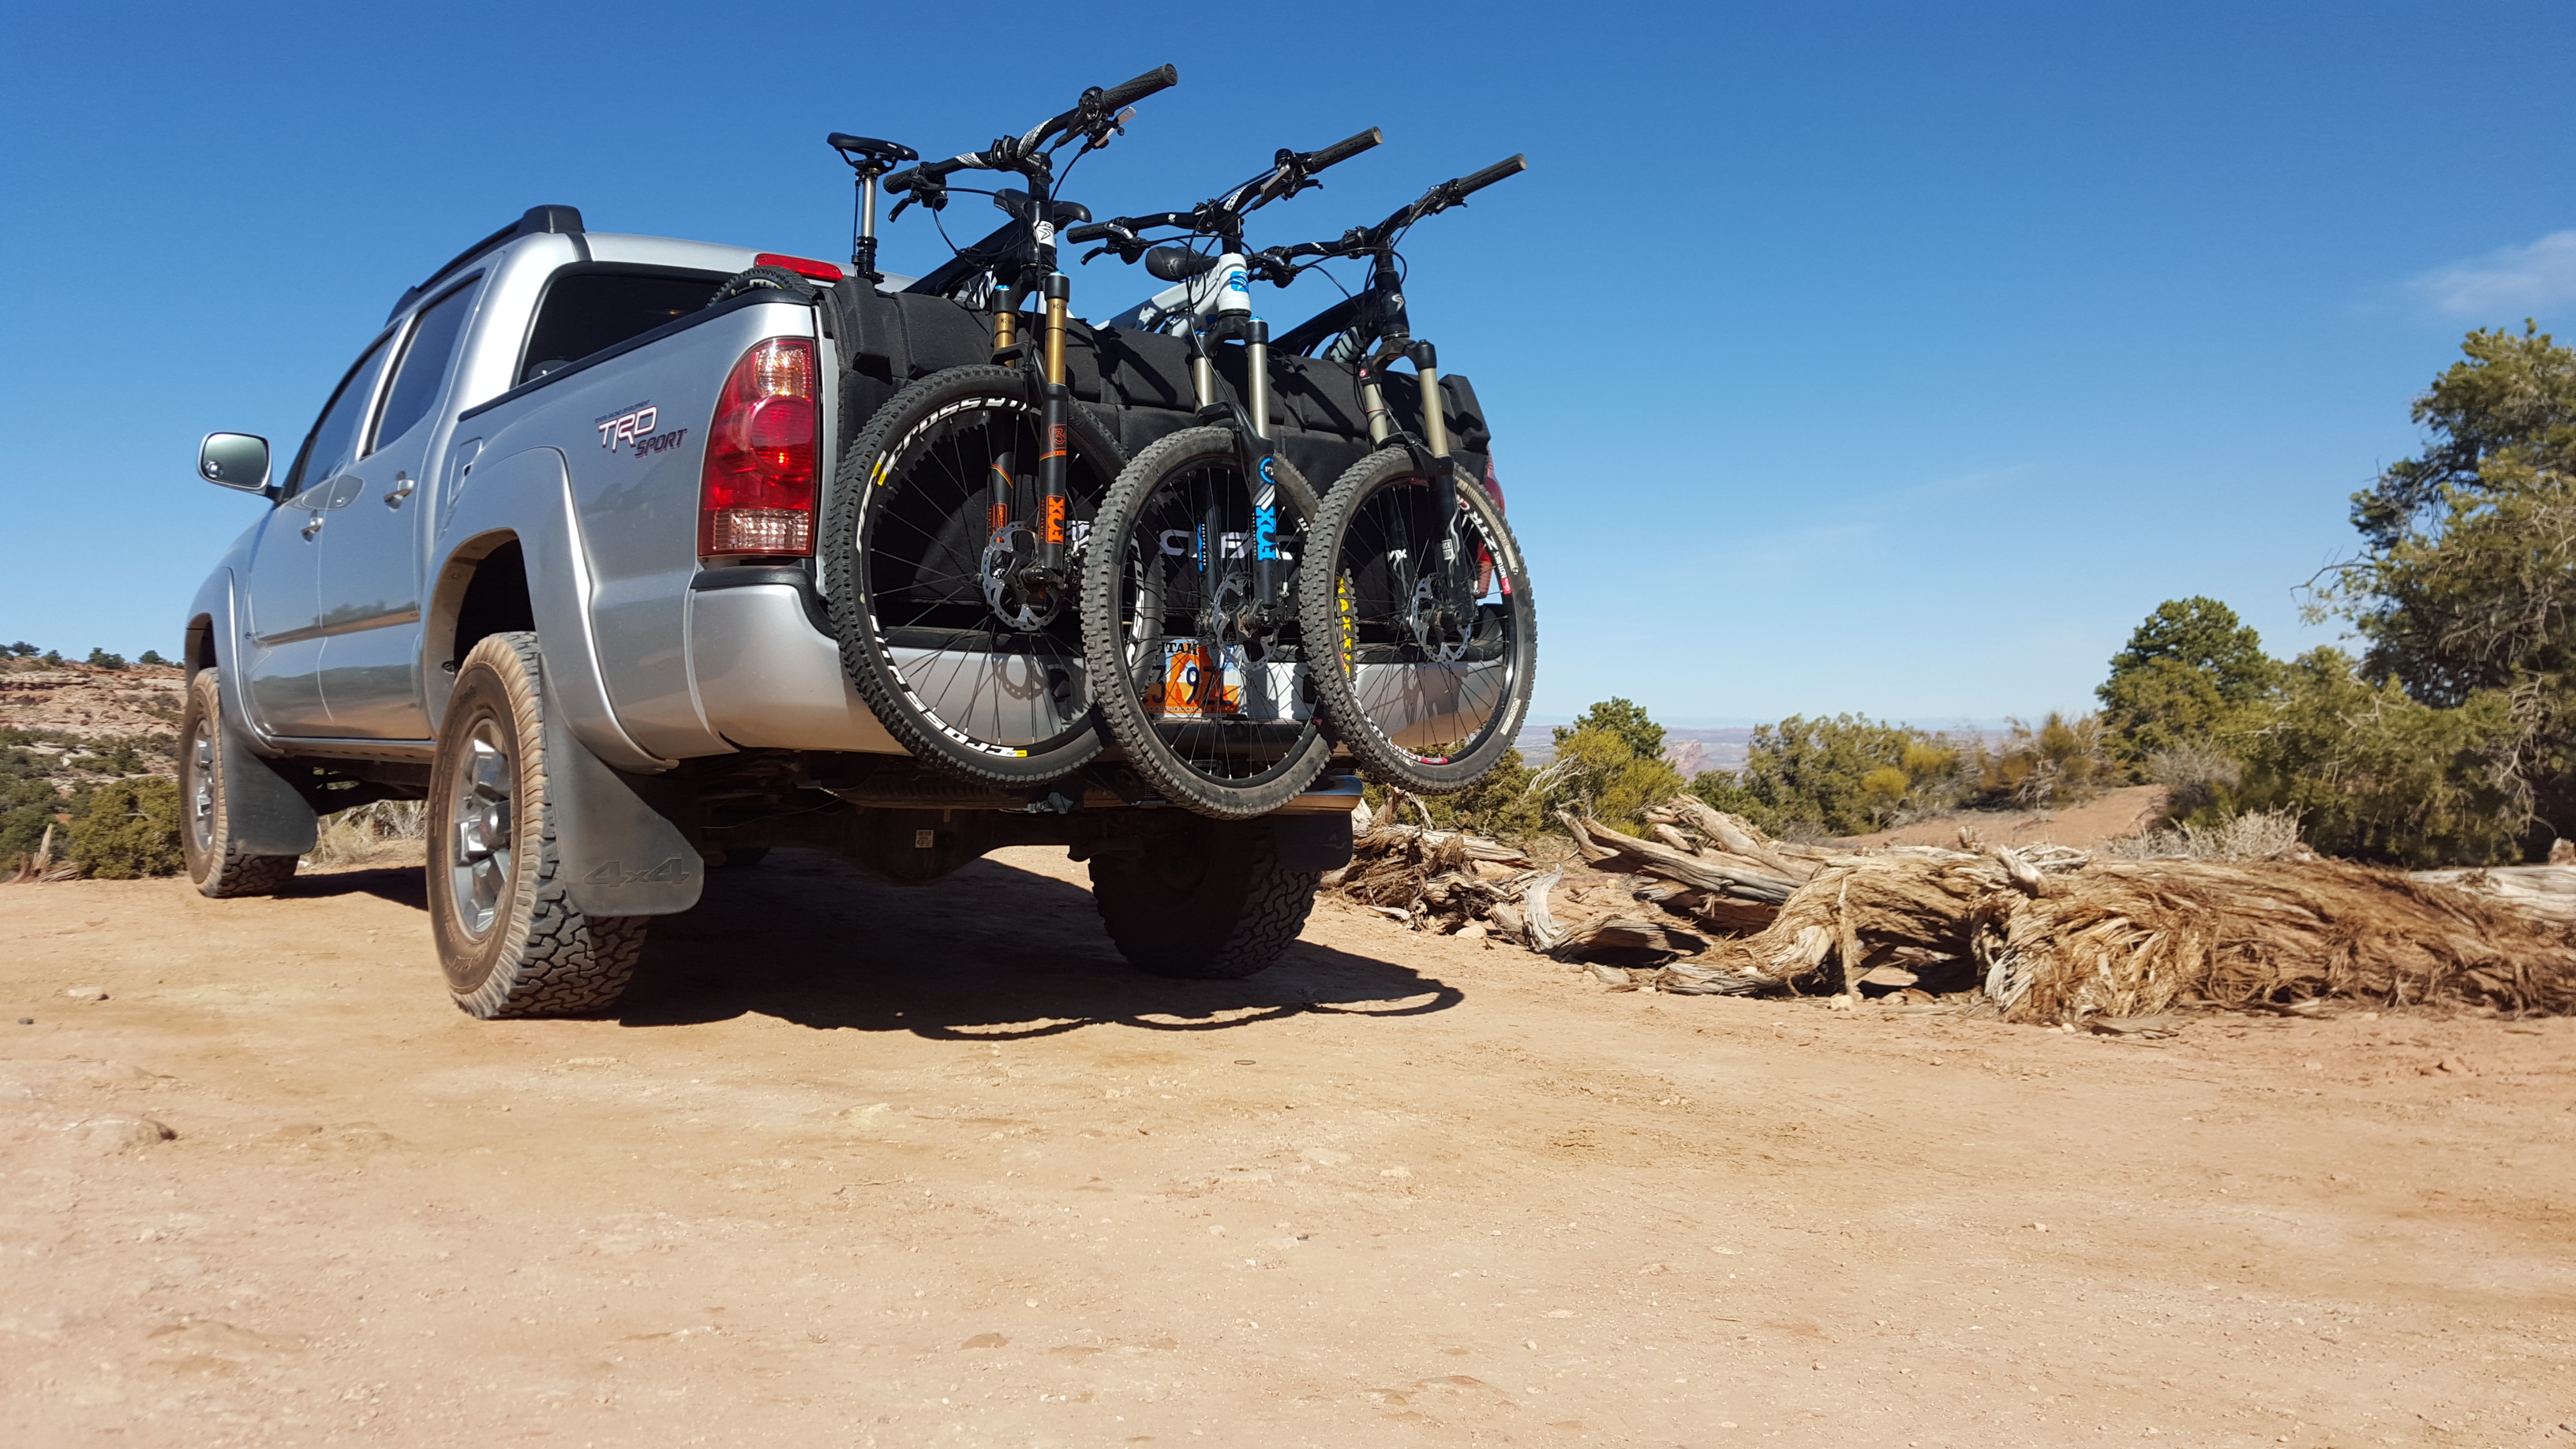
[
  {"left": 368, "top": 281, "right": 479, "bottom": 454},
  {"left": 282, "top": 332, "right": 396, "bottom": 501}
]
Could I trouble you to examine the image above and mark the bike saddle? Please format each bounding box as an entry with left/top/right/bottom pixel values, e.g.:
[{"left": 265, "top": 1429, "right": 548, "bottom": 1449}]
[{"left": 828, "top": 133, "right": 919, "bottom": 169}]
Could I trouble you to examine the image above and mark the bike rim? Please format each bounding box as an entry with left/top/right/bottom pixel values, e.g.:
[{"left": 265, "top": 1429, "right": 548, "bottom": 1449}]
[
  {"left": 187, "top": 721, "right": 215, "bottom": 852},
  {"left": 447, "top": 717, "right": 514, "bottom": 938},
  {"left": 1329, "top": 474, "right": 1523, "bottom": 767},
  {"left": 857, "top": 398, "right": 1098, "bottom": 758},
  {"left": 1110, "top": 457, "right": 1319, "bottom": 788}
]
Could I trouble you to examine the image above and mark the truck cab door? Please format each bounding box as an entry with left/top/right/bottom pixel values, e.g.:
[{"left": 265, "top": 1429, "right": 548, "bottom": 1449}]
[
  {"left": 245, "top": 331, "right": 395, "bottom": 737},
  {"left": 313, "top": 279, "right": 480, "bottom": 739}
]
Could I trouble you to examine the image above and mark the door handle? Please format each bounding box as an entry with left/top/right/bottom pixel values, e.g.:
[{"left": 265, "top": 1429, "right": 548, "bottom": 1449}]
[
  {"left": 384, "top": 472, "right": 415, "bottom": 508},
  {"left": 301, "top": 514, "right": 325, "bottom": 540}
]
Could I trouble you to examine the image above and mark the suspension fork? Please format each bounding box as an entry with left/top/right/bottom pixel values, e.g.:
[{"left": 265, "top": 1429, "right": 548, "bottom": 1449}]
[
  {"left": 1407, "top": 337, "right": 1464, "bottom": 601},
  {"left": 1036, "top": 272, "right": 1073, "bottom": 578}
]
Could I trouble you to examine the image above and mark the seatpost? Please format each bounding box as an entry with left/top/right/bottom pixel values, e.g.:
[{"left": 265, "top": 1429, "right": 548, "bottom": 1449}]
[{"left": 853, "top": 169, "right": 882, "bottom": 281}]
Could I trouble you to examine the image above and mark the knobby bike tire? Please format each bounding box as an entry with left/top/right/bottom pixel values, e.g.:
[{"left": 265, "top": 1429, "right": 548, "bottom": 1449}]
[
  {"left": 1297, "top": 447, "right": 1538, "bottom": 794},
  {"left": 821, "top": 365, "right": 1123, "bottom": 787},
  {"left": 1079, "top": 426, "right": 1333, "bottom": 819}
]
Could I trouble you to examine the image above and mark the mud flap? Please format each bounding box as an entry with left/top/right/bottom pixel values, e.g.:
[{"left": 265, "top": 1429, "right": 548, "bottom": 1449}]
[
  {"left": 219, "top": 717, "right": 318, "bottom": 858},
  {"left": 541, "top": 676, "right": 702, "bottom": 917},
  {"left": 1268, "top": 813, "right": 1354, "bottom": 872}
]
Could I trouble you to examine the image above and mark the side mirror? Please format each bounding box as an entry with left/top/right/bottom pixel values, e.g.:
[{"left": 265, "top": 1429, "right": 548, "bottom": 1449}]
[{"left": 198, "top": 432, "right": 272, "bottom": 494}]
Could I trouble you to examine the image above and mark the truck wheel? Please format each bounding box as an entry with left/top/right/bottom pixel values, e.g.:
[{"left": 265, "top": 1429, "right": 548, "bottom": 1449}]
[
  {"left": 1090, "top": 820, "right": 1320, "bottom": 979},
  {"left": 178, "top": 668, "right": 300, "bottom": 898},
  {"left": 427, "top": 632, "right": 649, "bottom": 1018}
]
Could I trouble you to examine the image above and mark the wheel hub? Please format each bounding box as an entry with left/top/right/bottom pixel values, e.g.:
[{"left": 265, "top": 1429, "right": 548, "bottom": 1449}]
[
  {"left": 448, "top": 724, "right": 515, "bottom": 938},
  {"left": 979, "top": 522, "right": 1065, "bottom": 631},
  {"left": 188, "top": 724, "right": 215, "bottom": 852}
]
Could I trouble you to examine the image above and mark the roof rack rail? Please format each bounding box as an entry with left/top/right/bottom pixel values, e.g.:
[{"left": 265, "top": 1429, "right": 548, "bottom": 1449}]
[{"left": 390, "top": 204, "right": 585, "bottom": 320}]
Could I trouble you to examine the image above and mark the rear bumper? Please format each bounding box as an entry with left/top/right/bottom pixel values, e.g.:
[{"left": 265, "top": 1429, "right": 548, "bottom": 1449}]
[{"left": 685, "top": 573, "right": 907, "bottom": 754}]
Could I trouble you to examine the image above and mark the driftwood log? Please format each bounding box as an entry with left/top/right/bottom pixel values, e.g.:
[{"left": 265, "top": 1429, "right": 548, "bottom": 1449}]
[{"left": 1326, "top": 796, "right": 2576, "bottom": 1018}]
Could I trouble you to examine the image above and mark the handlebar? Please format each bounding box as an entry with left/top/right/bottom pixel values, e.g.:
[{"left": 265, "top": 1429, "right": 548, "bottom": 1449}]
[
  {"left": 884, "top": 64, "right": 1181, "bottom": 202},
  {"left": 1301, "top": 127, "right": 1383, "bottom": 174},
  {"left": 1256, "top": 153, "right": 1530, "bottom": 264},
  {"left": 1449, "top": 152, "right": 1527, "bottom": 200},
  {"left": 1098, "top": 63, "right": 1180, "bottom": 111}
]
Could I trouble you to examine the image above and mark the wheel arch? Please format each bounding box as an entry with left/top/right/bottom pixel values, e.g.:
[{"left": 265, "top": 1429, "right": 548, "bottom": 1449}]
[{"left": 426, "top": 530, "right": 533, "bottom": 728}]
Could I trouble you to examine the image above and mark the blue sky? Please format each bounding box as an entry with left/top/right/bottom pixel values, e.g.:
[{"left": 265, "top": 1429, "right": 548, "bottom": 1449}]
[{"left": 4, "top": 2, "right": 2570, "bottom": 727}]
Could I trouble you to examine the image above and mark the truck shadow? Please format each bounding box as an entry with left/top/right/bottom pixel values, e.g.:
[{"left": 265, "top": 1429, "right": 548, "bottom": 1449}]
[{"left": 612, "top": 848, "right": 1462, "bottom": 1039}]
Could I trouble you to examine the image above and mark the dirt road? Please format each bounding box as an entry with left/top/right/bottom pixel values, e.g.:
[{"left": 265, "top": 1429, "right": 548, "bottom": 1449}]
[{"left": 5, "top": 848, "right": 2571, "bottom": 1446}]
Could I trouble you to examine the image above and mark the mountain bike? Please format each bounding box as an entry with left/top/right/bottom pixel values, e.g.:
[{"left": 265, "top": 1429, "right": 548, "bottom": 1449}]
[
  {"left": 817, "top": 65, "right": 1177, "bottom": 788},
  {"left": 1061, "top": 129, "right": 1382, "bottom": 817},
  {"left": 1271, "top": 156, "right": 1541, "bottom": 794}
]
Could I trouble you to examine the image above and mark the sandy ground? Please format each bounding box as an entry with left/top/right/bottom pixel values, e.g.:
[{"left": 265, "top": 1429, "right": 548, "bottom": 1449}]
[
  {"left": 4, "top": 846, "right": 2572, "bottom": 1447},
  {"left": 1845, "top": 785, "right": 2172, "bottom": 852}
]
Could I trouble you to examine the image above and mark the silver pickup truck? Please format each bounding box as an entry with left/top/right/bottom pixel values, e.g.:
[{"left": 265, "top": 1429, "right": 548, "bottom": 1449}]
[{"left": 180, "top": 204, "right": 1497, "bottom": 1017}]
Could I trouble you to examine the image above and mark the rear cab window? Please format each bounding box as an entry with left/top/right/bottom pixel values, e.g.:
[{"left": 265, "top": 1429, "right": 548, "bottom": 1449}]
[{"left": 517, "top": 264, "right": 731, "bottom": 385}]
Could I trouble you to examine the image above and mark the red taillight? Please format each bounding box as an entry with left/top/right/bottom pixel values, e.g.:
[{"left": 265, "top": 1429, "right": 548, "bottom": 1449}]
[
  {"left": 754, "top": 252, "right": 845, "bottom": 283},
  {"left": 1482, "top": 453, "right": 1505, "bottom": 513},
  {"left": 699, "top": 337, "right": 818, "bottom": 557}
]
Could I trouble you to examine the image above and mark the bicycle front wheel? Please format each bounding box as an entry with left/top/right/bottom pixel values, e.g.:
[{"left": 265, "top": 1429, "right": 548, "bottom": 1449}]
[
  {"left": 1080, "top": 426, "right": 1333, "bottom": 818},
  {"left": 1297, "top": 447, "right": 1537, "bottom": 794},
  {"left": 822, "top": 365, "right": 1121, "bottom": 785}
]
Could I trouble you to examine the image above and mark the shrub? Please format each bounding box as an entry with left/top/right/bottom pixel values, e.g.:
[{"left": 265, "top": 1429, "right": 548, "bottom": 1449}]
[
  {"left": 1975, "top": 712, "right": 2114, "bottom": 809},
  {"left": 65, "top": 777, "right": 185, "bottom": 878},
  {"left": 4, "top": 642, "right": 35, "bottom": 657},
  {"left": 2235, "top": 647, "right": 2525, "bottom": 866},
  {"left": 136, "top": 649, "right": 170, "bottom": 667},
  {"left": 1, "top": 772, "right": 64, "bottom": 874},
  {"left": 85, "top": 648, "right": 126, "bottom": 670},
  {"left": 1704, "top": 714, "right": 1972, "bottom": 836}
]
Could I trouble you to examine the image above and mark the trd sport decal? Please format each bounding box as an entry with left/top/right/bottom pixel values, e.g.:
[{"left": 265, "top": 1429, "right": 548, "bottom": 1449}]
[{"left": 595, "top": 403, "right": 687, "bottom": 457}]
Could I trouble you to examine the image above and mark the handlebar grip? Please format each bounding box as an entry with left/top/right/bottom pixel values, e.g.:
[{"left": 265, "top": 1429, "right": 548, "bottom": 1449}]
[
  {"left": 1062, "top": 222, "right": 1115, "bottom": 244},
  {"left": 1099, "top": 63, "right": 1179, "bottom": 110},
  {"left": 1305, "top": 127, "right": 1383, "bottom": 174},
  {"left": 883, "top": 167, "right": 921, "bottom": 193},
  {"left": 1452, "top": 153, "right": 1528, "bottom": 199}
]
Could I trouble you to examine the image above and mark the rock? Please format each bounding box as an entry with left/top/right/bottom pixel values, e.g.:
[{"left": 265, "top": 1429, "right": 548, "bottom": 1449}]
[
  {"left": 62, "top": 987, "right": 107, "bottom": 1002},
  {"left": 58, "top": 1116, "right": 174, "bottom": 1154},
  {"left": 1588, "top": 964, "right": 1631, "bottom": 987},
  {"left": 1302, "top": 1148, "right": 1352, "bottom": 1166},
  {"left": 960, "top": 1333, "right": 1008, "bottom": 1349},
  {"left": 1455, "top": 921, "right": 1490, "bottom": 942}
]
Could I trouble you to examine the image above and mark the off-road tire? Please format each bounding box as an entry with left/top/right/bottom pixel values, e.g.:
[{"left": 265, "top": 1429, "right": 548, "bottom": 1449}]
[
  {"left": 427, "top": 632, "right": 648, "bottom": 1018},
  {"left": 1090, "top": 818, "right": 1320, "bottom": 979},
  {"left": 1297, "top": 451, "right": 1537, "bottom": 794},
  {"left": 1079, "top": 427, "right": 1333, "bottom": 819},
  {"left": 178, "top": 668, "right": 300, "bottom": 898},
  {"left": 820, "top": 365, "right": 1125, "bottom": 788},
  {"left": 708, "top": 265, "right": 818, "bottom": 305}
]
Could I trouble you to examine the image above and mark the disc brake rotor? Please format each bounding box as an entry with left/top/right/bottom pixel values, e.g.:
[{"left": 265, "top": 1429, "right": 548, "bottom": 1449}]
[{"left": 979, "top": 522, "right": 1063, "bottom": 631}]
